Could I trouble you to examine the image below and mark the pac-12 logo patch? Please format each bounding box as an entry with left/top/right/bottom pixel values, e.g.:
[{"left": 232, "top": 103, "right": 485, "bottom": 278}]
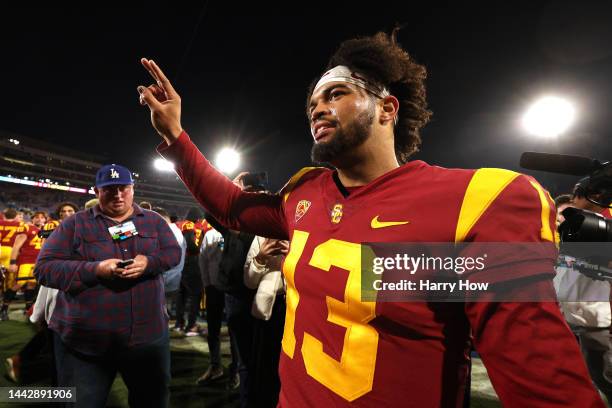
[
  {"left": 295, "top": 200, "right": 311, "bottom": 222},
  {"left": 331, "top": 203, "right": 343, "bottom": 224}
]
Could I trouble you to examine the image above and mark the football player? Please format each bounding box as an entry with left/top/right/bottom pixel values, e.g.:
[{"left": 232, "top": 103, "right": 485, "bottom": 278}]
[
  {"left": 9, "top": 211, "right": 47, "bottom": 312},
  {"left": 0, "top": 208, "right": 27, "bottom": 320},
  {"left": 139, "top": 32, "right": 604, "bottom": 407}
]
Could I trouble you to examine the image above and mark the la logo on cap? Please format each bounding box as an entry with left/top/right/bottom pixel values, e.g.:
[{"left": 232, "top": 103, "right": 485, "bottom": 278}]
[{"left": 110, "top": 168, "right": 120, "bottom": 179}]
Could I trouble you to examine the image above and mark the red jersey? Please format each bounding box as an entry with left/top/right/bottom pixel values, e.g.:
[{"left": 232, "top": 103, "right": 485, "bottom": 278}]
[
  {"left": 175, "top": 220, "right": 194, "bottom": 232},
  {"left": 159, "top": 131, "right": 604, "bottom": 408},
  {"left": 16, "top": 224, "right": 43, "bottom": 264},
  {"left": 194, "top": 219, "right": 211, "bottom": 249},
  {"left": 176, "top": 220, "right": 199, "bottom": 255},
  {"left": 0, "top": 219, "right": 26, "bottom": 247}
]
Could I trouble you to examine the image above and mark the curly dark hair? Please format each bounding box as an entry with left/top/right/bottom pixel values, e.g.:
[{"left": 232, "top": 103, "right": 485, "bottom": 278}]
[
  {"left": 55, "top": 201, "right": 79, "bottom": 218},
  {"left": 308, "top": 29, "right": 432, "bottom": 163}
]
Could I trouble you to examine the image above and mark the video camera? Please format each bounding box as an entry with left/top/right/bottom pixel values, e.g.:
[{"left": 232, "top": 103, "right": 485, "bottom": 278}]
[{"left": 520, "top": 152, "right": 612, "bottom": 280}]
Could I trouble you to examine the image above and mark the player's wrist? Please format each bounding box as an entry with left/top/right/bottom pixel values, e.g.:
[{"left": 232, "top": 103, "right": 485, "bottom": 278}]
[
  {"left": 9, "top": 259, "right": 17, "bottom": 265},
  {"left": 162, "top": 126, "right": 183, "bottom": 145}
]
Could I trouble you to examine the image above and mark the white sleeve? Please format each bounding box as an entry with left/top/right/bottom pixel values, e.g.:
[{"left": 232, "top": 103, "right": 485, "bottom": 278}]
[
  {"left": 200, "top": 229, "right": 223, "bottom": 288},
  {"left": 244, "top": 236, "right": 267, "bottom": 289}
]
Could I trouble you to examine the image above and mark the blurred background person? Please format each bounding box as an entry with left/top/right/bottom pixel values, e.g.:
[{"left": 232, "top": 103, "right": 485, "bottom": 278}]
[
  {"left": 8, "top": 211, "right": 47, "bottom": 313},
  {"left": 84, "top": 198, "right": 99, "bottom": 210},
  {"left": 244, "top": 235, "right": 288, "bottom": 407},
  {"left": 0, "top": 208, "right": 27, "bottom": 321},
  {"left": 153, "top": 206, "right": 186, "bottom": 320},
  {"left": 197, "top": 214, "right": 238, "bottom": 389},
  {"left": 174, "top": 207, "right": 204, "bottom": 336},
  {"left": 554, "top": 184, "right": 612, "bottom": 403},
  {"left": 55, "top": 201, "right": 78, "bottom": 222},
  {"left": 4, "top": 200, "right": 77, "bottom": 384}
]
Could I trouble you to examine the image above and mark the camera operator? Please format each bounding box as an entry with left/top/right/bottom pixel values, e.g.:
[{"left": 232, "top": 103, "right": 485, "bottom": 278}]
[
  {"left": 572, "top": 178, "right": 612, "bottom": 220},
  {"left": 555, "top": 182, "right": 612, "bottom": 402}
]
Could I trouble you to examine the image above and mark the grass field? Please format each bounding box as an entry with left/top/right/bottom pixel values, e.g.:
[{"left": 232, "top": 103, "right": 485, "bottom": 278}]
[{"left": 0, "top": 303, "right": 504, "bottom": 407}]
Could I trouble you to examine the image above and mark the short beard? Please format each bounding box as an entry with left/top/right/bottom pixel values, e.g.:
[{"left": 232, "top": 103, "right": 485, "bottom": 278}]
[{"left": 310, "top": 105, "right": 375, "bottom": 165}]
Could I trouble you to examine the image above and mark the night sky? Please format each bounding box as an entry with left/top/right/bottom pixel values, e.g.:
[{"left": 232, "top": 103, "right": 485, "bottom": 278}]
[{"left": 2, "top": 2, "right": 612, "bottom": 194}]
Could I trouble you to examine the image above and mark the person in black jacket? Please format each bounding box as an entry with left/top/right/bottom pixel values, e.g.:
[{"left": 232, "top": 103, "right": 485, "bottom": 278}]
[{"left": 174, "top": 207, "right": 204, "bottom": 335}]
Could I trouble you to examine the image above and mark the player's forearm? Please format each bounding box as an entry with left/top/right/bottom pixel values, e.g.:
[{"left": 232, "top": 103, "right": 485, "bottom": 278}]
[
  {"left": 9, "top": 247, "right": 20, "bottom": 264},
  {"left": 9, "top": 236, "right": 26, "bottom": 263},
  {"left": 158, "top": 131, "right": 287, "bottom": 239}
]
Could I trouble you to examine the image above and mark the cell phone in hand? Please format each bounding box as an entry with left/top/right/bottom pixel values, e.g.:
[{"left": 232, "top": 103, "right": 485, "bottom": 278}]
[
  {"left": 242, "top": 172, "right": 268, "bottom": 191},
  {"left": 116, "top": 259, "right": 134, "bottom": 268}
]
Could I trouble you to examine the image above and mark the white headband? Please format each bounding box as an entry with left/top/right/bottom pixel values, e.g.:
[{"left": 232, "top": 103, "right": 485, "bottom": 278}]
[{"left": 313, "top": 65, "right": 390, "bottom": 99}]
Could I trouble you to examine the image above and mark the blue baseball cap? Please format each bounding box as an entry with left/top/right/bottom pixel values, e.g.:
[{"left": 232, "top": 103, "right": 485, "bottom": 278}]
[{"left": 95, "top": 164, "right": 134, "bottom": 188}]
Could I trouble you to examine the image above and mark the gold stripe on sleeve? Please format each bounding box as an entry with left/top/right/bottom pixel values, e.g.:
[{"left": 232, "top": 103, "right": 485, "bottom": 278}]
[
  {"left": 283, "top": 167, "right": 320, "bottom": 203},
  {"left": 528, "top": 180, "right": 556, "bottom": 243},
  {"left": 455, "top": 168, "right": 520, "bottom": 243}
]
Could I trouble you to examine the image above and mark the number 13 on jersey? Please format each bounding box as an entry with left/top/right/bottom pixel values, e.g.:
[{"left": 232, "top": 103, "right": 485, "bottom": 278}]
[{"left": 282, "top": 229, "right": 379, "bottom": 401}]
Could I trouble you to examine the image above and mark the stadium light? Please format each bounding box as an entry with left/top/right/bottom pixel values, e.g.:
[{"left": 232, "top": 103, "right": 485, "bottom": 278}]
[
  {"left": 215, "top": 148, "right": 240, "bottom": 174},
  {"left": 522, "top": 96, "right": 575, "bottom": 138},
  {"left": 154, "top": 158, "right": 175, "bottom": 172}
]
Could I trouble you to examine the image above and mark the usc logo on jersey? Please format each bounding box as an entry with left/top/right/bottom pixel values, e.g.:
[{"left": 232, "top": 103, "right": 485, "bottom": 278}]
[
  {"left": 330, "top": 204, "right": 343, "bottom": 224},
  {"left": 295, "top": 200, "right": 311, "bottom": 222}
]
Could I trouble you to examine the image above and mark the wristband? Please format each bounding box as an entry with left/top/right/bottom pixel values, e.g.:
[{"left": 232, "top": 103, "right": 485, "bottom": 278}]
[{"left": 9, "top": 260, "right": 17, "bottom": 265}]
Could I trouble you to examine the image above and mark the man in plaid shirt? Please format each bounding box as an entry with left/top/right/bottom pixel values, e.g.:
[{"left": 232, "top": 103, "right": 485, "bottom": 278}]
[{"left": 35, "top": 164, "right": 181, "bottom": 408}]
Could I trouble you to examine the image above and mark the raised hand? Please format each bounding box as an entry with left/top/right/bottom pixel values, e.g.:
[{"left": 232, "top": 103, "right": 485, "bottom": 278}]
[{"left": 138, "top": 58, "right": 183, "bottom": 145}]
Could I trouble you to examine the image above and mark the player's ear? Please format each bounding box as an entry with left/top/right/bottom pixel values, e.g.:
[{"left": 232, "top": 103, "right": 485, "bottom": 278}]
[{"left": 379, "top": 95, "right": 399, "bottom": 126}]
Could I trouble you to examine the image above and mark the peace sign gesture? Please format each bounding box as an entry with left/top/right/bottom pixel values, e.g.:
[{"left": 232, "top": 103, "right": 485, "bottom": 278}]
[{"left": 138, "top": 58, "right": 183, "bottom": 145}]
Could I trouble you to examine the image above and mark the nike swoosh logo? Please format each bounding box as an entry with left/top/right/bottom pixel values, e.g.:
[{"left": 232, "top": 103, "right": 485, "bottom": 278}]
[{"left": 371, "top": 216, "right": 410, "bottom": 229}]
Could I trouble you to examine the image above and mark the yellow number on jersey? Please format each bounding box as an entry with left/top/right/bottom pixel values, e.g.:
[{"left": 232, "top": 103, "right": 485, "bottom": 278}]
[
  {"left": 282, "top": 230, "right": 379, "bottom": 401},
  {"left": 1, "top": 226, "right": 18, "bottom": 243},
  {"left": 29, "top": 235, "right": 43, "bottom": 250},
  {"left": 194, "top": 229, "right": 203, "bottom": 248},
  {"left": 528, "top": 180, "right": 558, "bottom": 243}
]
